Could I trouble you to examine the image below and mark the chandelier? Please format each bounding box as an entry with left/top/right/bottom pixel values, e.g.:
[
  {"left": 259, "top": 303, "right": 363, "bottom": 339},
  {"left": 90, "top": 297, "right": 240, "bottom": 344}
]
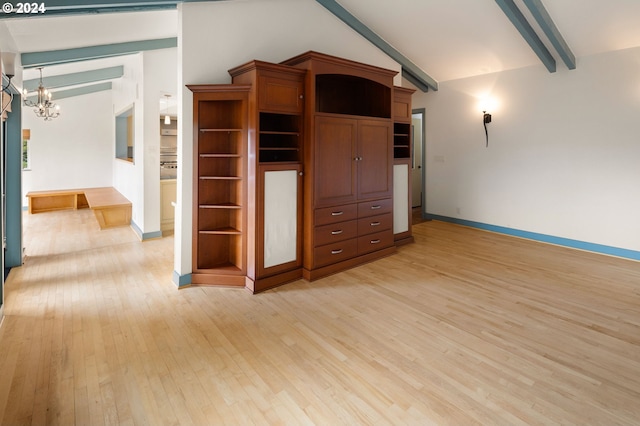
[{"left": 23, "top": 67, "right": 60, "bottom": 121}]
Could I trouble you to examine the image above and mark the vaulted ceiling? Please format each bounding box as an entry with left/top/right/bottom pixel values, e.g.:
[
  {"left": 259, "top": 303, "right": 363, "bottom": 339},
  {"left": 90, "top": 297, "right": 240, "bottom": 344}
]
[{"left": 2, "top": 0, "right": 640, "bottom": 97}]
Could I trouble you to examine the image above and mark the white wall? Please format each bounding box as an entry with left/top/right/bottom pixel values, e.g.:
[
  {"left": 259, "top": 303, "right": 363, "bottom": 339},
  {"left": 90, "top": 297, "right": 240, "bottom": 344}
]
[
  {"left": 22, "top": 89, "right": 113, "bottom": 205},
  {"left": 112, "top": 53, "right": 143, "bottom": 229},
  {"left": 420, "top": 46, "right": 640, "bottom": 252},
  {"left": 175, "top": 0, "right": 402, "bottom": 280},
  {"left": 142, "top": 48, "right": 178, "bottom": 235},
  {"left": 111, "top": 49, "right": 178, "bottom": 237}
]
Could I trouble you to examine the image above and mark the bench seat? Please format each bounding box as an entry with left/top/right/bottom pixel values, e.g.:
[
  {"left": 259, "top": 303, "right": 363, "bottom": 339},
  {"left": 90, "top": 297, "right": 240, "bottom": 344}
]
[{"left": 26, "top": 187, "right": 132, "bottom": 229}]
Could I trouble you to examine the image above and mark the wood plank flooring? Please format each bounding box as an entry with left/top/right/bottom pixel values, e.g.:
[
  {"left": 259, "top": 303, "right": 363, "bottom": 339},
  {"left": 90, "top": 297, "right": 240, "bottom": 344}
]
[{"left": 1, "top": 209, "right": 640, "bottom": 425}]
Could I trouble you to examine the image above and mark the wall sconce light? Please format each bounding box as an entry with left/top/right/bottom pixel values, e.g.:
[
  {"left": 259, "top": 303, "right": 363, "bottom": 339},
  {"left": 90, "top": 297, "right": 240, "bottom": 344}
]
[
  {"left": 1, "top": 52, "right": 16, "bottom": 116},
  {"left": 478, "top": 94, "right": 497, "bottom": 147},
  {"left": 483, "top": 111, "right": 492, "bottom": 147}
]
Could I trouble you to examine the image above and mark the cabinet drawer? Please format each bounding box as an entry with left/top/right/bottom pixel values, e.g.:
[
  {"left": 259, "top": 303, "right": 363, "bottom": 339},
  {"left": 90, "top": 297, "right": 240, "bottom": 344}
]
[
  {"left": 358, "top": 198, "right": 392, "bottom": 218},
  {"left": 357, "top": 213, "right": 392, "bottom": 236},
  {"left": 357, "top": 230, "right": 394, "bottom": 255},
  {"left": 315, "top": 204, "right": 357, "bottom": 226},
  {"left": 313, "top": 239, "right": 358, "bottom": 268},
  {"left": 315, "top": 220, "right": 358, "bottom": 247}
]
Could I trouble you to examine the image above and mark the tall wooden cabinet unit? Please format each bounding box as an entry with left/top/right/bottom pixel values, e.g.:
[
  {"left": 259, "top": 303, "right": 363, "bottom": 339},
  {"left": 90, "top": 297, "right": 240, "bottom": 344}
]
[
  {"left": 282, "top": 51, "right": 398, "bottom": 281},
  {"left": 187, "top": 85, "right": 251, "bottom": 287},
  {"left": 228, "top": 61, "right": 306, "bottom": 292},
  {"left": 393, "top": 86, "right": 416, "bottom": 246}
]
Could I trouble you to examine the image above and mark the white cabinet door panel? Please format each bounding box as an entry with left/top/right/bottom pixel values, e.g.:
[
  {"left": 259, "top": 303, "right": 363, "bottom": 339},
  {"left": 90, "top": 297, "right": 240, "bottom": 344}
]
[{"left": 264, "top": 170, "right": 298, "bottom": 268}]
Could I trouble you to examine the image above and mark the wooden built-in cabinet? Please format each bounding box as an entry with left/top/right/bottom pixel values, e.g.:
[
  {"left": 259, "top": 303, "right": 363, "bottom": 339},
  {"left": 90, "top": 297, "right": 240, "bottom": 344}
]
[
  {"left": 229, "top": 61, "right": 306, "bottom": 292},
  {"left": 282, "top": 51, "right": 398, "bottom": 281},
  {"left": 188, "top": 51, "right": 414, "bottom": 290},
  {"left": 393, "top": 86, "right": 416, "bottom": 245},
  {"left": 188, "top": 85, "right": 251, "bottom": 287}
]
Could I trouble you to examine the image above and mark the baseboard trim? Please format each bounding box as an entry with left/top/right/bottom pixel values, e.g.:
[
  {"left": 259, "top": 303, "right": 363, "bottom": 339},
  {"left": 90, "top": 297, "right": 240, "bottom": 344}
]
[
  {"left": 130, "top": 220, "right": 162, "bottom": 241},
  {"left": 173, "top": 270, "right": 192, "bottom": 287},
  {"left": 425, "top": 214, "right": 640, "bottom": 262}
]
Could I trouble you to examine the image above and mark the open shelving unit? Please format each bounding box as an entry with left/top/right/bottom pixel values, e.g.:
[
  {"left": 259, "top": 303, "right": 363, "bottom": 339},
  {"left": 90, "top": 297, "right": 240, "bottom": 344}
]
[
  {"left": 189, "top": 85, "right": 251, "bottom": 284},
  {"left": 258, "top": 112, "right": 301, "bottom": 163},
  {"left": 393, "top": 122, "right": 411, "bottom": 159}
]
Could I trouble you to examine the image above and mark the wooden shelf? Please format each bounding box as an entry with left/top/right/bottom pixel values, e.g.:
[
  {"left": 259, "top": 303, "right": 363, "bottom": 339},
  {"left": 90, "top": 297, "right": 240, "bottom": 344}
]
[
  {"left": 200, "top": 128, "right": 243, "bottom": 132},
  {"left": 199, "top": 203, "right": 242, "bottom": 209},
  {"left": 199, "top": 227, "right": 242, "bottom": 235},
  {"left": 393, "top": 122, "right": 411, "bottom": 159},
  {"left": 200, "top": 153, "right": 242, "bottom": 158},
  {"left": 188, "top": 87, "right": 250, "bottom": 279},
  {"left": 260, "top": 131, "right": 300, "bottom": 136},
  {"left": 258, "top": 112, "right": 301, "bottom": 163},
  {"left": 259, "top": 147, "right": 299, "bottom": 151},
  {"left": 199, "top": 176, "right": 242, "bottom": 180}
]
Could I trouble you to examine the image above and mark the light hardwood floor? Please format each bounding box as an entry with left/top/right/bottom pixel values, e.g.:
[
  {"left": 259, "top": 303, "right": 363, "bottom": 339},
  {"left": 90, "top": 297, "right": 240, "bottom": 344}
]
[{"left": 1, "top": 209, "right": 640, "bottom": 425}]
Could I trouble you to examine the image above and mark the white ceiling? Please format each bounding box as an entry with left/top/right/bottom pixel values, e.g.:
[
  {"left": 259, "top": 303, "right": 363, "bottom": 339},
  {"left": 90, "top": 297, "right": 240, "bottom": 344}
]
[
  {"left": 3, "top": 0, "right": 640, "bottom": 84},
  {"left": 336, "top": 0, "right": 640, "bottom": 81}
]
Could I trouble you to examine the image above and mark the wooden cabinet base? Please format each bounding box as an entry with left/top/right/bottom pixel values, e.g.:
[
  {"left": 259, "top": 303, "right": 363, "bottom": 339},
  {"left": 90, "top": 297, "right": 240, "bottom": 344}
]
[
  {"left": 247, "top": 268, "right": 303, "bottom": 294},
  {"left": 302, "top": 246, "right": 396, "bottom": 281},
  {"left": 191, "top": 273, "right": 248, "bottom": 287},
  {"left": 394, "top": 235, "right": 415, "bottom": 246}
]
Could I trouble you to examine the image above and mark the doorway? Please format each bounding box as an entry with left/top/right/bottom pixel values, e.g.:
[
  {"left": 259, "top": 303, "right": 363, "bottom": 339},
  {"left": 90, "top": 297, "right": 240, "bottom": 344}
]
[{"left": 411, "top": 109, "right": 425, "bottom": 214}]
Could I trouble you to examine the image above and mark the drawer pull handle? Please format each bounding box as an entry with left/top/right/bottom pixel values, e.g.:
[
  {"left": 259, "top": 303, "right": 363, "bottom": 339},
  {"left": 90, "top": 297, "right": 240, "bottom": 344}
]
[
  {"left": 331, "top": 249, "right": 343, "bottom": 255},
  {"left": 331, "top": 230, "right": 343, "bottom": 235},
  {"left": 370, "top": 239, "right": 381, "bottom": 244},
  {"left": 370, "top": 221, "right": 381, "bottom": 226},
  {"left": 331, "top": 211, "right": 344, "bottom": 216},
  {"left": 371, "top": 205, "right": 382, "bottom": 210}
]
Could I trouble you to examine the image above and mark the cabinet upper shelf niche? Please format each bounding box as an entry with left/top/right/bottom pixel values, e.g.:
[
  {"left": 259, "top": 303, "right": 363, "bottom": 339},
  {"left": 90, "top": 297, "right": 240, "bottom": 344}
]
[{"left": 315, "top": 74, "right": 391, "bottom": 118}]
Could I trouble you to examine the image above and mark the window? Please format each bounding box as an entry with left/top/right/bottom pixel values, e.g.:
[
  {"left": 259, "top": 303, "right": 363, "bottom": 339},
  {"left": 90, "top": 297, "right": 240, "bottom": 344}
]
[
  {"left": 115, "top": 105, "right": 134, "bottom": 162},
  {"left": 22, "top": 129, "right": 30, "bottom": 170}
]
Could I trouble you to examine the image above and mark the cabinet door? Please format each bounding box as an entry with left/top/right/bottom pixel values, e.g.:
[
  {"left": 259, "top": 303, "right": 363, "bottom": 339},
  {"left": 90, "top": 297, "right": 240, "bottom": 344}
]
[
  {"left": 258, "top": 164, "right": 303, "bottom": 276},
  {"left": 393, "top": 162, "right": 410, "bottom": 235},
  {"left": 263, "top": 168, "right": 298, "bottom": 268},
  {"left": 258, "top": 75, "right": 304, "bottom": 113},
  {"left": 314, "top": 116, "right": 358, "bottom": 207},
  {"left": 358, "top": 120, "right": 393, "bottom": 200}
]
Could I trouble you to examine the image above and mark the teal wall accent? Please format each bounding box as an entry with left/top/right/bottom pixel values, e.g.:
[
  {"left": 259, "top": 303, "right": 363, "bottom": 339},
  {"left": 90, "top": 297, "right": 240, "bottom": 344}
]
[
  {"left": 0, "top": 0, "right": 178, "bottom": 18},
  {"left": 24, "top": 66, "right": 123, "bottom": 91},
  {"left": 21, "top": 38, "right": 178, "bottom": 68},
  {"left": 0, "top": 0, "right": 222, "bottom": 19},
  {"left": 494, "top": 0, "right": 556, "bottom": 72},
  {"left": 48, "top": 82, "right": 113, "bottom": 101},
  {"left": 425, "top": 214, "right": 640, "bottom": 262},
  {"left": 5, "top": 94, "right": 22, "bottom": 268},
  {"left": 173, "top": 270, "right": 191, "bottom": 287}
]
